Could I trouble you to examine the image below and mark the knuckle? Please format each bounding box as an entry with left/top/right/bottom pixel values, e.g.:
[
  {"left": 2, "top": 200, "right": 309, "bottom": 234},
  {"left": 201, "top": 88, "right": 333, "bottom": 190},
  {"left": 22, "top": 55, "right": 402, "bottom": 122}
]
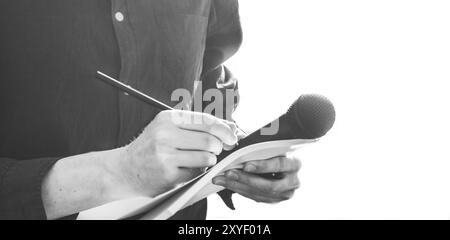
[
  {"left": 209, "top": 121, "right": 234, "bottom": 144},
  {"left": 155, "top": 110, "right": 170, "bottom": 121},
  {"left": 204, "top": 120, "right": 215, "bottom": 132},
  {"left": 232, "top": 171, "right": 246, "bottom": 183},
  {"left": 270, "top": 157, "right": 282, "bottom": 173},
  {"left": 151, "top": 141, "right": 171, "bottom": 161},
  {"left": 277, "top": 157, "right": 287, "bottom": 172},
  {"left": 226, "top": 180, "right": 239, "bottom": 189},
  {"left": 253, "top": 161, "right": 265, "bottom": 172},
  {"left": 202, "top": 113, "right": 217, "bottom": 126},
  {"left": 153, "top": 138, "right": 170, "bottom": 153},
  {"left": 153, "top": 148, "right": 169, "bottom": 164}
]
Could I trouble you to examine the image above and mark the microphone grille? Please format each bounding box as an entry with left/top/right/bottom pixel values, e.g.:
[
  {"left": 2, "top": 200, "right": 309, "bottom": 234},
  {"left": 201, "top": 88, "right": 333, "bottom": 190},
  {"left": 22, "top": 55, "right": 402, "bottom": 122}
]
[{"left": 288, "top": 94, "right": 336, "bottom": 139}]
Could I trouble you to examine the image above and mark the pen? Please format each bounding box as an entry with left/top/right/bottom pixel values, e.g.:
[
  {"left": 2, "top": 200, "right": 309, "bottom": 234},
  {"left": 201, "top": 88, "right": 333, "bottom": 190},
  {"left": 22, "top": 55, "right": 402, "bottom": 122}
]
[
  {"left": 95, "top": 71, "right": 282, "bottom": 180},
  {"left": 95, "top": 71, "right": 174, "bottom": 111}
]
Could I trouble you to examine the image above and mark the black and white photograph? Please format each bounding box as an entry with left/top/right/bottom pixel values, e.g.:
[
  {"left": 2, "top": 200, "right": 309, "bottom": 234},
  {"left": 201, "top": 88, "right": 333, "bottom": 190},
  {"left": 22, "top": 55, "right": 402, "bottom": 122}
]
[{"left": 0, "top": 0, "right": 449, "bottom": 225}]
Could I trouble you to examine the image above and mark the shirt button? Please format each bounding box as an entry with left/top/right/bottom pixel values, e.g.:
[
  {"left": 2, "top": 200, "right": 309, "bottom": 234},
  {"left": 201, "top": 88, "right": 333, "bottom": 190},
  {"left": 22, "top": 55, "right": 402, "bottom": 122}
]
[{"left": 115, "top": 12, "right": 124, "bottom": 22}]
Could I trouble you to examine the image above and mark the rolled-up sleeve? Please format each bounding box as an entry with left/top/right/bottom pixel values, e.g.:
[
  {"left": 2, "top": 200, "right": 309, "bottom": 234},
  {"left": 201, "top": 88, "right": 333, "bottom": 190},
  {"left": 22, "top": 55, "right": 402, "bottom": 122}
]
[{"left": 0, "top": 157, "right": 59, "bottom": 220}]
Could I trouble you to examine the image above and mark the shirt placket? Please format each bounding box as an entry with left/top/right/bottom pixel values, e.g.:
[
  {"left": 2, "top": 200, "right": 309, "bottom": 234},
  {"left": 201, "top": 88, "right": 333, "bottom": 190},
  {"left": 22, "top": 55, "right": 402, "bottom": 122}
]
[{"left": 111, "top": 0, "right": 141, "bottom": 145}]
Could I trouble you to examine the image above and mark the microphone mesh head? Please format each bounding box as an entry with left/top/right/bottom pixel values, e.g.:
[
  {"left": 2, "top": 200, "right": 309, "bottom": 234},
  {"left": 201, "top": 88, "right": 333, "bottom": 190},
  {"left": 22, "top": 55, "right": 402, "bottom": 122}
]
[{"left": 288, "top": 94, "right": 336, "bottom": 139}]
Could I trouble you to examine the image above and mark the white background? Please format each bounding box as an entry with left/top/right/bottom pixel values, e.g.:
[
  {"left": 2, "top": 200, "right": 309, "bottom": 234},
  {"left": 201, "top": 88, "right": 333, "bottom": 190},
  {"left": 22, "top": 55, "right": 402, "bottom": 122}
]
[{"left": 207, "top": 0, "right": 450, "bottom": 220}]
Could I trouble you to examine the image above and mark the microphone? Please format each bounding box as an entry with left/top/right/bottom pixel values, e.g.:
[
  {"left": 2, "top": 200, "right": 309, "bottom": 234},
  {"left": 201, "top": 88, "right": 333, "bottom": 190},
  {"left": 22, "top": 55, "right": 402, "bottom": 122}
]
[
  {"left": 217, "top": 94, "right": 335, "bottom": 209},
  {"left": 219, "top": 93, "right": 336, "bottom": 161}
]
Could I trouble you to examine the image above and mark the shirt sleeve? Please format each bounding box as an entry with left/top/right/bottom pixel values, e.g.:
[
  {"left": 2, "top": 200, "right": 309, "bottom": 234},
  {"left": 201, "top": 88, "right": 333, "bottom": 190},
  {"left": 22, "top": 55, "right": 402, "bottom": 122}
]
[
  {"left": 202, "top": 0, "right": 242, "bottom": 72},
  {"left": 0, "top": 157, "right": 59, "bottom": 220},
  {"left": 200, "top": 0, "right": 243, "bottom": 210},
  {"left": 201, "top": 0, "right": 242, "bottom": 121}
]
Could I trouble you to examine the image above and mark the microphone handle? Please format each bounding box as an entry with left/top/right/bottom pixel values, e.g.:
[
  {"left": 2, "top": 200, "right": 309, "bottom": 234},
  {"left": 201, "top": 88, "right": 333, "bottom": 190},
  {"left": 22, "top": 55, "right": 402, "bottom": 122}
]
[{"left": 217, "top": 117, "right": 291, "bottom": 180}]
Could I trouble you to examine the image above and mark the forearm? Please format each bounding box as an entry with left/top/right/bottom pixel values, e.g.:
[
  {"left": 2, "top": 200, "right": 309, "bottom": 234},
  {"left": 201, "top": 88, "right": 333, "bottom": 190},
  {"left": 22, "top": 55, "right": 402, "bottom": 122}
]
[{"left": 41, "top": 147, "right": 135, "bottom": 220}]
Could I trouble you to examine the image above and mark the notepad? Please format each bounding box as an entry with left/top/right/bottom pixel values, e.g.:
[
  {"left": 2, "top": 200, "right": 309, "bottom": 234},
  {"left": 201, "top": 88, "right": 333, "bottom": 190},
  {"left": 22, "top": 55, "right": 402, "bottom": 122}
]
[{"left": 77, "top": 139, "right": 317, "bottom": 220}]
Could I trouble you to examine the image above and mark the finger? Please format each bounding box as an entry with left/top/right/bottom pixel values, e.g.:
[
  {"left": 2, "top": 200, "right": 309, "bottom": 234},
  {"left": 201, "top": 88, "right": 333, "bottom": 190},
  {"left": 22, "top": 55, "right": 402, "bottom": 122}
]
[
  {"left": 168, "top": 110, "right": 238, "bottom": 146},
  {"left": 281, "top": 190, "right": 296, "bottom": 200},
  {"left": 236, "top": 126, "right": 247, "bottom": 140},
  {"left": 243, "top": 155, "right": 301, "bottom": 174},
  {"left": 172, "top": 150, "right": 217, "bottom": 168},
  {"left": 223, "top": 143, "right": 236, "bottom": 151},
  {"left": 172, "top": 128, "right": 223, "bottom": 155},
  {"left": 212, "top": 176, "right": 281, "bottom": 203},
  {"left": 223, "top": 126, "right": 246, "bottom": 151},
  {"left": 225, "top": 170, "right": 300, "bottom": 197}
]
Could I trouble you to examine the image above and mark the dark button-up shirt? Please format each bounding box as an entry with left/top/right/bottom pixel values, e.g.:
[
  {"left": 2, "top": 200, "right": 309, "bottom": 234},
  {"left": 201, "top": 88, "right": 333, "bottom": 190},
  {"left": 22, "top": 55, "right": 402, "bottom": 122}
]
[{"left": 0, "top": 0, "right": 242, "bottom": 220}]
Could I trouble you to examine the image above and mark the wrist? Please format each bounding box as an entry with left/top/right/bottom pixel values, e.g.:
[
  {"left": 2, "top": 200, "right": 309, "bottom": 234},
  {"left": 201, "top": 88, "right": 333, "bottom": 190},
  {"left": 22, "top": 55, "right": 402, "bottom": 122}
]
[
  {"left": 99, "top": 146, "right": 141, "bottom": 202},
  {"left": 41, "top": 147, "right": 141, "bottom": 219}
]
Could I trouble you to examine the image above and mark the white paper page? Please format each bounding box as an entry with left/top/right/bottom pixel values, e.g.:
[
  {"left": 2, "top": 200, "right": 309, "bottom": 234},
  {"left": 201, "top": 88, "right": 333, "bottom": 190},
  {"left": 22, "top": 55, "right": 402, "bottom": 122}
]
[
  {"left": 141, "top": 139, "right": 317, "bottom": 220},
  {"left": 77, "top": 172, "right": 206, "bottom": 220}
]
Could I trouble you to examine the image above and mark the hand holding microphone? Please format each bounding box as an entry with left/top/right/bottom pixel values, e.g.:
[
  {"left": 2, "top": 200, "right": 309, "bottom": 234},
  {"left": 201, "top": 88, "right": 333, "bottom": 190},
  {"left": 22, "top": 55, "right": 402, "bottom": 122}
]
[{"left": 213, "top": 94, "right": 336, "bottom": 204}]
